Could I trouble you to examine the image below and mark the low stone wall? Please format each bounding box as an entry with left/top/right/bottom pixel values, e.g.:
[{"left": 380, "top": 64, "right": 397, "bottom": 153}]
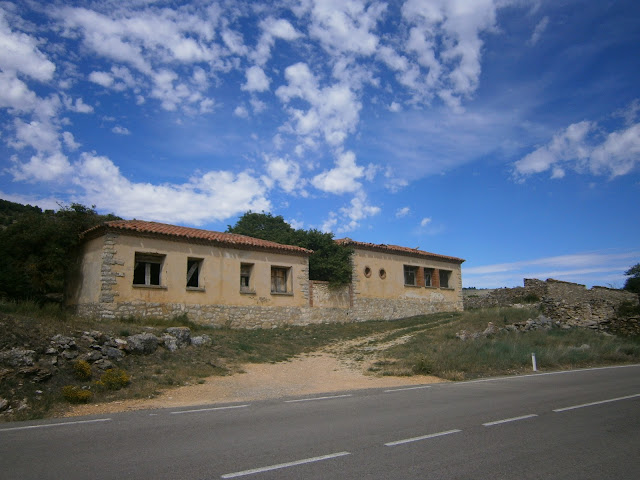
[
  {"left": 463, "top": 278, "right": 639, "bottom": 333},
  {"left": 75, "top": 292, "right": 463, "bottom": 329}
]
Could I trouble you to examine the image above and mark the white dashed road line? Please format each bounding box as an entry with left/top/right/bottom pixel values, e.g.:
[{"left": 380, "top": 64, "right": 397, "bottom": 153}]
[
  {"left": 0, "top": 418, "right": 112, "bottom": 432},
  {"left": 170, "top": 405, "right": 250, "bottom": 415},
  {"left": 384, "top": 385, "right": 432, "bottom": 393},
  {"left": 482, "top": 414, "right": 538, "bottom": 427},
  {"left": 384, "top": 429, "right": 462, "bottom": 447},
  {"left": 553, "top": 393, "right": 640, "bottom": 412},
  {"left": 284, "top": 394, "right": 352, "bottom": 403},
  {"left": 220, "top": 451, "right": 351, "bottom": 478}
]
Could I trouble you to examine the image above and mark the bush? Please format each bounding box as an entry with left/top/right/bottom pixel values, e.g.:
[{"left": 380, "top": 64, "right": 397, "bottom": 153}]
[
  {"left": 97, "top": 368, "right": 130, "bottom": 390},
  {"left": 72, "top": 360, "right": 92, "bottom": 380},
  {"left": 61, "top": 385, "right": 93, "bottom": 403}
]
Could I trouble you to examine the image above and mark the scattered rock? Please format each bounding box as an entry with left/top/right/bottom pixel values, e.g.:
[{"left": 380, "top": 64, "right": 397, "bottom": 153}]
[
  {"left": 165, "top": 327, "right": 191, "bottom": 348},
  {"left": 0, "top": 398, "right": 9, "bottom": 412},
  {"left": 102, "top": 346, "right": 124, "bottom": 360},
  {"left": 191, "top": 335, "right": 212, "bottom": 347},
  {"left": 50, "top": 335, "right": 76, "bottom": 351},
  {"left": 163, "top": 335, "right": 179, "bottom": 352},
  {"left": 0, "top": 348, "right": 36, "bottom": 367},
  {"left": 125, "top": 333, "right": 159, "bottom": 354}
]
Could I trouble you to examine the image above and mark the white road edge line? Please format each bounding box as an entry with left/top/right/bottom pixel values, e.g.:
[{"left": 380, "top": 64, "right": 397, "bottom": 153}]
[
  {"left": 221, "top": 451, "right": 351, "bottom": 478},
  {"left": 483, "top": 414, "right": 538, "bottom": 426},
  {"left": 170, "top": 405, "right": 250, "bottom": 414},
  {"left": 385, "top": 429, "right": 462, "bottom": 447},
  {"left": 284, "top": 394, "right": 352, "bottom": 403},
  {"left": 385, "top": 385, "right": 432, "bottom": 393},
  {"left": 0, "top": 418, "right": 112, "bottom": 432},
  {"left": 553, "top": 393, "right": 640, "bottom": 412}
]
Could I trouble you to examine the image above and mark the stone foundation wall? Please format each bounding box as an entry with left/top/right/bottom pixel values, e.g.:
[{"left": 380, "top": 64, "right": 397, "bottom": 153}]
[{"left": 75, "top": 292, "right": 463, "bottom": 329}]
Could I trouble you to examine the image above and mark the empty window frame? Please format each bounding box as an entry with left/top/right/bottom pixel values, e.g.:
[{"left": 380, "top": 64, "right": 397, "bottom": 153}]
[
  {"left": 404, "top": 265, "right": 419, "bottom": 286},
  {"left": 424, "top": 268, "right": 434, "bottom": 287},
  {"left": 240, "top": 263, "right": 254, "bottom": 292},
  {"left": 271, "top": 266, "right": 290, "bottom": 294},
  {"left": 439, "top": 269, "right": 452, "bottom": 289},
  {"left": 133, "top": 253, "right": 164, "bottom": 286},
  {"left": 186, "top": 258, "right": 203, "bottom": 288}
]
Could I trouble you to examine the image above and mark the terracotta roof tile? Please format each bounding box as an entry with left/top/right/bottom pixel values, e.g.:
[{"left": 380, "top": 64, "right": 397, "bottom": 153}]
[
  {"left": 336, "top": 238, "right": 464, "bottom": 264},
  {"left": 81, "top": 220, "right": 312, "bottom": 255}
]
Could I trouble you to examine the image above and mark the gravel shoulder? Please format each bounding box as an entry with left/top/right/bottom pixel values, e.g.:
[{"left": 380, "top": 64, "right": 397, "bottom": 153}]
[{"left": 66, "top": 351, "right": 445, "bottom": 417}]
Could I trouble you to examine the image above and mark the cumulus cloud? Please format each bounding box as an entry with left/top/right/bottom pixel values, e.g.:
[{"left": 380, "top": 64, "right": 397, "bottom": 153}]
[
  {"left": 276, "top": 62, "right": 361, "bottom": 147},
  {"left": 242, "top": 65, "right": 270, "bottom": 92},
  {"left": 311, "top": 150, "right": 364, "bottom": 194},
  {"left": 337, "top": 194, "right": 381, "bottom": 232},
  {"left": 251, "top": 17, "right": 301, "bottom": 66},
  {"left": 73, "top": 153, "right": 271, "bottom": 225},
  {"left": 10, "top": 152, "right": 72, "bottom": 182},
  {"left": 112, "top": 125, "right": 130, "bottom": 135},
  {"left": 514, "top": 117, "right": 640, "bottom": 179},
  {"left": 265, "top": 155, "right": 304, "bottom": 193},
  {"left": 395, "top": 206, "right": 410, "bottom": 218},
  {"left": 420, "top": 217, "right": 432, "bottom": 227}
]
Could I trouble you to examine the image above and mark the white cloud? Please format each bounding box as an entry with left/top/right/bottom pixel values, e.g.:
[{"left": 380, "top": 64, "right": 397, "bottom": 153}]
[
  {"left": 529, "top": 16, "right": 549, "bottom": 46},
  {"left": 252, "top": 17, "right": 301, "bottom": 66},
  {"left": 306, "top": 0, "right": 385, "bottom": 56},
  {"left": 276, "top": 62, "right": 361, "bottom": 147},
  {"left": 0, "top": 70, "right": 37, "bottom": 112},
  {"left": 420, "top": 217, "right": 432, "bottom": 227},
  {"left": 88, "top": 71, "right": 114, "bottom": 88},
  {"left": 400, "top": 0, "right": 498, "bottom": 105},
  {"left": 265, "top": 156, "right": 304, "bottom": 193},
  {"left": 10, "top": 152, "right": 72, "bottom": 182},
  {"left": 242, "top": 65, "right": 270, "bottom": 92},
  {"left": 395, "top": 206, "right": 410, "bottom": 218},
  {"left": 73, "top": 153, "right": 271, "bottom": 225},
  {"left": 0, "top": 10, "right": 56, "bottom": 82},
  {"left": 514, "top": 119, "right": 640, "bottom": 179},
  {"left": 112, "top": 126, "right": 130, "bottom": 135},
  {"left": 311, "top": 150, "right": 364, "bottom": 194},
  {"left": 337, "top": 194, "right": 381, "bottom": 232},
  {"left": 234, "top": 105, "right": 249, "bottom": 118},
  {"left": 10, "top": 119, "right": 60, "bottom": 153},
  {"left": 388, "top": 101, "right": 402, "bottom": 112},
  {"left": 63, "top": 96, "right": 94, "bottom": 113},
  {"left": 62, "top": 131, "right": 80, "bottom": 150}
]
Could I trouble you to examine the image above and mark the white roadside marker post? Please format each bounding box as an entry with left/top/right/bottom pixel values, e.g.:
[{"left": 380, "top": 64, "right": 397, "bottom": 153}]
[{"left": 532, "top": 353, "right": 537, "bottom": 372}]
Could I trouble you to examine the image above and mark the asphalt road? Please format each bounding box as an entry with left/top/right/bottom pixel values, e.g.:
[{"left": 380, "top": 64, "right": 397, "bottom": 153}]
[{"left": 1, "top": 365, "right": 639, "bottom": 480}]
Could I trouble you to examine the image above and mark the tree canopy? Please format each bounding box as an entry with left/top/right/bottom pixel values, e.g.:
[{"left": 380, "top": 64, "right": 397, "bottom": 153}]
[
  {"left": 623, "top": 263, "right": 640, "bottom": 295},
  {"left": 228, "top": 211, "right": 353, "bottom": 286},
  {"left": 0, "top": 201, "right": 120, "bottom": 302}
]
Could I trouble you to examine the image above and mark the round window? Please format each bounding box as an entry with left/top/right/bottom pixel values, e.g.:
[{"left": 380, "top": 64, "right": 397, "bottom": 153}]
[
  {"left": 364, "top": 266, "right": 372, "bottom": 278},
  {"left": 379, "top": 268, "right": 386, "bottom": 279}
]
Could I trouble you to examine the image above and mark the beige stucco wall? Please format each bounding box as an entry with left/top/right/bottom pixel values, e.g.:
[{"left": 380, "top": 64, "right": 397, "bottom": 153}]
[
  {"left": 67, "top": 236, "right": 104, "bottom": 304},
  {"left": 67, "top": 232, "right": 310, "bottom": 312},
  {"left": 350, "top": 248, "right": 463, "bottom": 306}
]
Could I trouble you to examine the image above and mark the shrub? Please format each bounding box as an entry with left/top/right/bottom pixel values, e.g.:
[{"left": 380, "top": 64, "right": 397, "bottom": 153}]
[
  {"left": 97, "top": 368, "right": 130, "bottom": 390},
  {"left": 61, "top": 385, "right": 92, "bottom": 403},
  {"left": 72, "top": 360, "right": 92, "bottom": 380}
]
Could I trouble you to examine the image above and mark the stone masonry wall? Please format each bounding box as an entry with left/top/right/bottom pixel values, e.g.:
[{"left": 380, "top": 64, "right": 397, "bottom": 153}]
[{"left": 464, "top": 278, "right": 639, "bottom": 332}]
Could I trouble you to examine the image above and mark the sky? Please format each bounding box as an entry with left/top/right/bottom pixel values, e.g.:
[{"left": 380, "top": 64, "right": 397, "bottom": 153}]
[{"left": 1, "top": 0, "right": 639, "bottom": 289}]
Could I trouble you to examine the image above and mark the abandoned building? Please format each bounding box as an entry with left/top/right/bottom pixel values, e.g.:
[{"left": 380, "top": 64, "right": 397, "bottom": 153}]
[{"left": 66, "top": 220, "right": 465, "bottom": 328}]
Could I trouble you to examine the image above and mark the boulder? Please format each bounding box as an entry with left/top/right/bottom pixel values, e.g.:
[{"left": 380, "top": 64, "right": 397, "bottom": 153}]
[
  {"left": 125, "top": 333, "right": 159, "bottom": 354},
  {"left": 162, "top": 335, "right": 179, "bottom": 352},
  {"left": 165, "top": 327, "right": 191, "bottom": 348},
  {"left": 0, "top": 348, "right": 36, "bottom": 367},
  {"left": 191, "top": 335, "right": 212, "bottom": 347}
]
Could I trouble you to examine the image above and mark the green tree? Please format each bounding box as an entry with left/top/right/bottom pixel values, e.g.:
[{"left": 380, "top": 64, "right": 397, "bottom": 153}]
[
  {"left": 228, "top": 211, "right": 353, "bottom": 286},
  {"left": 623, "top": 263, "right": 640, "bottom": 295},
  {"left": 0, "top": 202, "right": 119, "bottom": 301}
]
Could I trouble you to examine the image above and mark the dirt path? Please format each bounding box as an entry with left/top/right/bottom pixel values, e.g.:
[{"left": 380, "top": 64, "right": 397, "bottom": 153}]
[{"left": 66, "top": 350, "right": 445, "bottom": 417}]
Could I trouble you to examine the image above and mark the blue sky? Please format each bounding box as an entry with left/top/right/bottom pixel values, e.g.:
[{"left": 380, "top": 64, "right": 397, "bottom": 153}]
[{"left": 1, "top": 0, "right": 639, "bottom": 288}]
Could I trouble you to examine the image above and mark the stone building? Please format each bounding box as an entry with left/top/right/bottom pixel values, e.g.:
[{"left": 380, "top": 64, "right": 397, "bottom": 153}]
[{"left": 66, "top": 220, "right": 464, "bottom": 328}]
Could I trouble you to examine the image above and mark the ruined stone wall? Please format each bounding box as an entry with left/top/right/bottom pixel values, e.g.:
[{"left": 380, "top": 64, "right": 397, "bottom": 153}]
[{"left": 463, "top": 278, "right": 639, "bottom": 332}]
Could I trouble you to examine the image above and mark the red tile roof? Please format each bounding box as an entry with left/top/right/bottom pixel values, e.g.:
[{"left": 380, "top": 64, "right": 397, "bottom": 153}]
[
  {"left": 81, "top": 220, "right": 313, "bottom": 255},
  {"left": 336, "top": 238, "right": 464, "bottom": 264}
]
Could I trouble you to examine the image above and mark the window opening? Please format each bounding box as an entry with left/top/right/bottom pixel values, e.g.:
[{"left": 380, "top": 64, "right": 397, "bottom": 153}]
[
  {"left": 364, "top": 266, "right": 372, "bottom": 278},
  {"left": 424, "top": 268, "right": 434, "bottom": 287},
  {"left": 187, "top": 259, "right": 202, "bottom": 288},
  {"left": 133, "top": 253, "right": 163, "bottom": 286},
  {"left": 439, "top": 270, "right": 451, "bottom": 288},
  {"left": 240, "top": 263, "right": 253, "bottom": 291},
  {"left": 271, "top": 266, "right": 289, "bottom": 293},
  {"left": 379, "top": 268, "right": 386, "bottom": 279},
  {"left": 404, "top": 265, "right": 418, "bottom": 286}
]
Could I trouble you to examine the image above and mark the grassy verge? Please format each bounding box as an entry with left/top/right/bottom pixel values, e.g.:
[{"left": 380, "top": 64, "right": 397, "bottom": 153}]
[{"left": 1, "top": 302, "right": 639, "bottom": 421}]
